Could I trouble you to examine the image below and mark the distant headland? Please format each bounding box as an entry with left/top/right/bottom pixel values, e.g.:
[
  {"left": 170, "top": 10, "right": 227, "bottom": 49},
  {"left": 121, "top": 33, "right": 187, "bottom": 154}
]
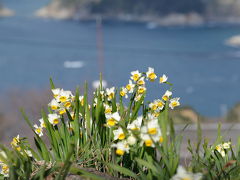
[
  {"left": 35, "top": 0, "right": 240, "bottom": 26},
  {"left": 0, "top": 4, "right": 14, "bottom": 17}
]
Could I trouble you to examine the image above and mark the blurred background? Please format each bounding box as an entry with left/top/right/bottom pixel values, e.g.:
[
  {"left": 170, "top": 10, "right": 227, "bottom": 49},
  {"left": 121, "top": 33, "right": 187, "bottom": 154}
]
[{"left": 1, "top": 0, "right": 240, "bottom": 146}]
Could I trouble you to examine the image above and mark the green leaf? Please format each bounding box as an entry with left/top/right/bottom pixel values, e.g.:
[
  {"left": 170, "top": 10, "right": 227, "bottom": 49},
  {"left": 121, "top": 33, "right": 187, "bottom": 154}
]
[
  {"left": 108, "top": 163, "right": 139, "bottom": 179},
  {"left": 49, "top": 78, "right": 55, "bottom": 89}
]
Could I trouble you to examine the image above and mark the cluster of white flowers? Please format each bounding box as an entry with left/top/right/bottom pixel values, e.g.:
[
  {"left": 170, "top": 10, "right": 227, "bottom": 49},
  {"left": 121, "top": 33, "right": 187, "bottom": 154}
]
[
  {"left": 109, "top": 68, "right": 181, "bottom": 156},
  {"left": 0, "top": 151, "right": 8, "bottom": 177},
  {"left": 110, "top": 114, "right": 164, "bottom": 156},
  {"left": 10, "top": 135, "right": 33, "bottom": 157},
  {"left": 49, "top": 88, "right": 74, "bottom": 115},
  {"left": 140, "top": 117, "right": 163, "bottom": 147},
  {"left": 33, "top": 88, "right": 75, "bottom": 137},
  {"left": 213, "top": 142, "right": 231, "bottom": 157}
]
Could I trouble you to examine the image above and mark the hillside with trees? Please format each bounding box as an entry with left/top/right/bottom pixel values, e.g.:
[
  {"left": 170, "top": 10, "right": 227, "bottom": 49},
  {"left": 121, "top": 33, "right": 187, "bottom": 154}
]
[{"left": 35, "top": 0, "right": 240, "bottom": 24}]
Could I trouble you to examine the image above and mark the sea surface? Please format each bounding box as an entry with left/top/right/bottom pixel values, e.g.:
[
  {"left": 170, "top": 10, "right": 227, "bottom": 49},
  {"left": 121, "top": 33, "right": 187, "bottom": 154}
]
[{"left": 1, "top": 0, "right": 240, "bottom": 117}]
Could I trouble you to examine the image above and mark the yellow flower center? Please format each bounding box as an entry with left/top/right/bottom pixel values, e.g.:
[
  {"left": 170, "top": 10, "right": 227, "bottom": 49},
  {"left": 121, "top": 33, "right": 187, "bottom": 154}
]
[
  {"left": 160, "top": 77, "right": 165, "bottom": 83},
  {"left": 80, "top": 99, "right": 84, "bottom": 106},
  {"left": 118, "top": 133, "right": 125, "bottom": 140},
  {"left": 11, "top": 137, "right": 19, "bottom": 147},
  {"left": 181, "top": 178, "right": 191, "bottom": 180},
  {"left": 152, "top": 104, "right": 158, "bottom": 111},
  {"left": 120, "top": 91, "right": 126, "bottom": 97},
  {"left": 145, "top": 139, "right": 153, "bottom": 147},
  {"left": 162, "top": 95, "right": 169, "bottom": 101},
  {"left": 16, "top": 146, "right": 21, "bottom": 151},
  {"left": 53, "top": 119, "right": 59, "bottom": 125},
  {"left": 148, "top": 128, "right": 157, "bottom": 135},
  {"left": 138, "top": 87, "right": 145, "bottom": 94},
  {"left": 131, "top": 127, "right": 139, "bottom": 131},
  {"left": 59, "top": 96, "right": 67, "bottom": 102},
  {"left": 59, "top": 109, "right": 66, "bottom": 115},
  {"left": 171, "top": 101, "right": 178, "bottom": 107},
  {"left": 64, "top": 102, "right": 71, "bottom": 108},
  {"left": 2, "top": 165, "right": 9, "bottom": 173},
  {"left": 126, "top": 84, "right": 132, "bottom": 91},
  {"left": 116, "top": 149, "right": 125, "bottom": 156},
  {"left": 36, "top": 128, "right": 42, "bottom": 134},
  {"left": 53, "top": 94, "right": 58, "bottom": 98},
  {"left": 108, "top": 93, "right": 114, "bottom": 100},
  {"left": 132, "top": 74, "right": 140, "bottom": 81},
  {"left": 216, "top": 145, "right": 222, "bottom": 151},
  {"left": 41, "top": 122, "right": 46, "bottom": 128},
  {"left": 105, "top": 108, "right": 112, "bottom": 114},
  {"left": 107, "top": 118, "right": 116, "bottom": 126},
  {"left": 159, "top": 136, "right": 164, "bottom": 143},
  {"left": 51, "top": 105, "right": 58, "bottom": 110},
  {"left": 137, "top": 80, "right": 144, "bottom": 86},
  {"left": 157, "top": 102, "right": 164, "bottom": 107},
  {"left": 148, "top": 73, "right": 156, "bottom": 81}
]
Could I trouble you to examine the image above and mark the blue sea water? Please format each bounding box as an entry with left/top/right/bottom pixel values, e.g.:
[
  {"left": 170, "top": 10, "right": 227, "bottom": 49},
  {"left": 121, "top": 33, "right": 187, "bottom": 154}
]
[{"left": 0, "top": 0, "right": 240, "bottom": 117}]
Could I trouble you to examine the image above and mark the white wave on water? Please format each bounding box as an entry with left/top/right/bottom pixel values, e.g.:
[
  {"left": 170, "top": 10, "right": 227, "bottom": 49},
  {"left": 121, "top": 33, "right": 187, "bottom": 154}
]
[
  {"left": 146, "top": 22, "right": 158, "bottom": 29},
  {"left": 92, "top": 80, "right": 107, "bottom": 89},
  {"left": 63, "top": 61, "right": 85, "bottom": 68}
]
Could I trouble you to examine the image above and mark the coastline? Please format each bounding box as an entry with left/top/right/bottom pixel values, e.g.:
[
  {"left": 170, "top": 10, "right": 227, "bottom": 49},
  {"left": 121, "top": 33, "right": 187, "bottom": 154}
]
[{"left": 34, "top": 3, "right": 240, "bottom": 26}]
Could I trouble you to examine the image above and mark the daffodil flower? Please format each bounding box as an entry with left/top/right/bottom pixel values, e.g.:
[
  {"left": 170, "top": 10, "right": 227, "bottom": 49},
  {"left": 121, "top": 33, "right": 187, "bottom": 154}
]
[
  {"left": 222, "top": 142, "right": 231, "bottom": 149},
  {"left": 34, "top": 124, "right": 43, "bottom": 137},
  {"left": 137, "top": 86, "right": 146, "bottom": 94},
  {"left": 0, "top": 163, "right": 9, "bottom": 177},
  {"left": 106, "top": 87, "right": 115, "bottom": 101},
  {"left": 39, "top": 118, "right": 46, "bottom": 128},
  {"left": 79, "top": 96, "right": 84, "bottom": 106},
  {"left": 120, "top": 87, "right": 128, "bottom": 98},
  {"left": 113, "top": 127, "right": 126, "bottom": 140},
  {"left": 111, "top": 141, "right": 130, "bottom": 156},
  {"left": 214, "top": 142, "right": 231, "bottom": 157},
  {"left": 149, "top": 102, "right": 158, "bottom": 111},
  {"left": 137, "top": 77, "right": 145, "bottom": 86},
  {"left": 48, "top": 113, "right": 60, "bottom": 126},
  {"left": 105, "top": 112, "right": 121, "bottom": 127},
  {"left": 126, "top": 80, "right": 135, "bottom": 93},
  {"left": 134, "top": 94, "right": 143, "bottom": 102},
  {"left": 140, "top": 119, "right": 163, "bottom": 147},
  {"left": 57, "top": 90, "right": 73, "bottom": 103},
  {"left": 52, "top": 88, "right": 61, "bottom": 98},
  {"left": 131, "top": 70, "right": 141, "bottom": 82},
  {"left": 104, "top": 104, "right": 112, "bottom": 114},
  {"left": 162, "top": 90, "right": 172, "bottom": 101},
  {"left": 146, "top": 67, "right": 157, "bottom": 81},
  {"left": 159, "top": 74, "right": 168, "bottom": 83},
  {"left": 48, "top": 99, "right": 60, "bottom": 110},
  {"left": 140, "top": 133, "right": 154, "bottom": 147},
  {"left": 127, "top": 116, "right": 142, "bottom": 131},
  {"left": 169, "top": 97, "right": 180, "bottom": 109},
  {"left": 10, "top": 135, "right": 20, "bottom": 147}
]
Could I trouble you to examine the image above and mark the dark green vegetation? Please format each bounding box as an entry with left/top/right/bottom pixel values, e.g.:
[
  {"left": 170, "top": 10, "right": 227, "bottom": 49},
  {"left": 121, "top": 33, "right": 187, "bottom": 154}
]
[
  {"left": 89, "top": 0, "right": 205, "bottom": 15},
  {"left": 52, "top": 0, "right": 240, "bottom": 17}
]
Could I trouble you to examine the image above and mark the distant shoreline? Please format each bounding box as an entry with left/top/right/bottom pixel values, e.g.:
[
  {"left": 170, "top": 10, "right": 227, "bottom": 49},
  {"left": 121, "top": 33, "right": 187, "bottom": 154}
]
[
  {"left": 34, "top": 2, "right": 240, "bottom": 26},
  {"left": 0, "top": 6, "right": 14, "bottom": 17}
]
